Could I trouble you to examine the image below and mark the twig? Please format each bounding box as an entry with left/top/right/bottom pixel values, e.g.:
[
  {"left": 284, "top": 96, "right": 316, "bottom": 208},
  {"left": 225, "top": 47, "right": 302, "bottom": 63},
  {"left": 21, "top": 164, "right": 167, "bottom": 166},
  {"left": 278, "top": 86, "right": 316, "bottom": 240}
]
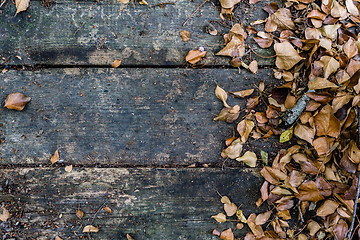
[
  {"left": 347, "top": 109, "right": 360, "bottom": 239},
  {"left": 73, "top": 22, "right": 85, "bottom": 37},
  {"left": 248, "top": 45, "right": 276, "bottom": 59},
  {"left": 151, "top": 2, "right": 175, "bottom": 7},
  {"left": 0, "top": 0, "right": 7, "bottom": 8},
  {"left": 183, "top": 0, "right": 208, "bottom": 26}
]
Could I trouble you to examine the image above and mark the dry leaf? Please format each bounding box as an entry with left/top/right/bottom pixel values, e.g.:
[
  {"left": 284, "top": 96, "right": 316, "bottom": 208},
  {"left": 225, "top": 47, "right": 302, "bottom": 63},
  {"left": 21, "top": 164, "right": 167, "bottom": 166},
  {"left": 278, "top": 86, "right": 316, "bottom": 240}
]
[
  {"left": 321, "top": 24, "right": 341, "bottom": 40},
  {"left": 64, "top": 165, "right": 73, "bottom": 172},
  {"left": 219, "top": 0, "right": 240, "bottom": 8},
  {"left": 185, "top": 50, "right": 206, "bottom": 64},
  {"left": 346, "top": 0, "right": 360, "bottom": 16},
  {"left": 248, "top": 60, "right": 258, "bottom": 74},
  {"left": 343, "top": 37, "right": 358, "bottom": 59},
  {"left": 211, "top": 213, "right": 227, "bottom": 223},
  {"left": 307, "top": 220, "right": 321, "bottom": 237},
  {"left": 308, "top": 77, "right": 338, "bottom": 90},
  {"left": 126, "top": 234, "right": 135, "bottom": 240},
  {"left": 280, "top": 127, "right": 293, "bottom": 143},
  {"left": 51, "top": 149, "right": 59, "bottom": 164},
  {"left": 180, "top": 30, "right": 190, "bottom": 42},
  {"left": 15, "top": 0, "right": 30, "bottom": 15},
  {"left": 214, "top": 105, "right": 240, "bottom": 123},
  {"left": 83, "top": 225, "right": 99, "bottom": 233},
  {"left": 216, "top": 36, "right": 245, "bottom": 57},
  {"left": 271, "top": 8, "right": 295, "bottom": 30},
  {"left": 316, "top": 200, "right": 339, "bottom": 217},
  {"left": 104, "top": 206, "right": 112, "bottom": 213},
  {"left": 55, "top": 236, "right": 63, "bottom": 240},
  {"left": 274, "top": 42, "right": 303, "bottom": 70},
  {"left": 294, "top": 123, "right": 315, "bottom": 144},
  {"left": 333, "top": 219, "right": 348, "bottom": 240},
  {"left": 236, "top": 209, "right": 247, "bottom": 223},
  {"left": 118, "top": 0, "right": 130, "bottom": 3},
  {"left": 295, "top": 181, "right": 324, "bottom": 202},
  {"left": 236, "top": 151, "right": 257, "bottom": 167},
  {"left": 260, "top": 166, "right": 287, "bottom": 185},
  {"left": 111, "top": 59, "right": 122, "bottom": 68},
  {"left": 237, "top": 120, "right": 255, "bottom": 143},
  {"left": 220, "top": 228, "right": 234, "bottom": 240},
  {"left": 230, "top": 89, "right": 254, "bottom": 98},
  {"left": 255, "top": 211, "right": 272, "bottom": 225},
  {"left": 221, "top": 138, "right": 243, "bottom": 159},
  {"left": 76, "top": 209, "right": 84, "bottom": 219},
  {"left": 224, "top": 202, "right": 237, "bottom": 216},
  {"left": 215, "top": 85, "right": 230, "bottom": 108},
  {"left": 314, "top": 105, "right": 340, "bottom": 138},
  {"left": 313, "top": 136, "right": 335, "bottom": 155},
  {"left": 331, "top": 1, "right": 348, "bottom": 19},
  {"left": 0, "top": 204, "right": 10, "bottom": 222},
  {"left": 247, "top": 213, "right": 265, "bottom": 237},
  {"left": 4, "top": 93, "right": 31, "bottom": 111},
  {"left": 320, "top": 56, "right": 340, "bottom": 79}
]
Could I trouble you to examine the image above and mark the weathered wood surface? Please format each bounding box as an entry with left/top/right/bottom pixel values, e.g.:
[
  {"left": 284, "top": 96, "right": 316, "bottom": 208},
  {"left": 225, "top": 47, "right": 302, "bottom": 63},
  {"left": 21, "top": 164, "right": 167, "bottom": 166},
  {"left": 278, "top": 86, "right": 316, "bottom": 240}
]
[
  {"left": 0, "top": 167, "right": 264, "bottom": 239},
  {"left": 0, "top": 68, "right": 282, "bottom": 166},
  {"left": 0, "top": 0, "right": 274, "bottom": 67}
]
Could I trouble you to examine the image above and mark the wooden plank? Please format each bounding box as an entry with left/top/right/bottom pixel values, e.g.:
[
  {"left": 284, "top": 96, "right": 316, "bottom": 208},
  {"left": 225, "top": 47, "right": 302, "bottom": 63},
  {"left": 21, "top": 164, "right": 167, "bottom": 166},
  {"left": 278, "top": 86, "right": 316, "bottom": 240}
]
[
  {"left": 0, "top": 167, "right": 264, "bottom": 239},
  {"left": 0, "top": 68, "right": 281, "bottom": 165},
  {"left": 0, "top": 0, "right": 274, "bottom": 67}
]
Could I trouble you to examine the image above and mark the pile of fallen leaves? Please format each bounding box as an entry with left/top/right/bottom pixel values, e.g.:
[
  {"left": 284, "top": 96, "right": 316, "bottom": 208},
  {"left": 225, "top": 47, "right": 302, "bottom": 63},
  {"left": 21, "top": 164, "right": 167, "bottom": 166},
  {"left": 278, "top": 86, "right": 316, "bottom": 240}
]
[{"left": 210, "top": 0, "right": 360, "bottom": 239}]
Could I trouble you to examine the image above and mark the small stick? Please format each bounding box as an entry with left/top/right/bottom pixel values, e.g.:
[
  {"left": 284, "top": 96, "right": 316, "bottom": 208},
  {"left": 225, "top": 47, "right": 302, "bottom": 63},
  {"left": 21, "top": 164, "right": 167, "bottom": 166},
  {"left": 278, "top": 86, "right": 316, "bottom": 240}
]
[
  {"left": 73, "top": 22, "right": 85, "bottom": 37},
  {"left": 0, "top": 0, "right": 7, "bottom": 8},
  {"left": 248, "top": 45, "right": 276, "bottom": 59},
  {"left": 151, "top": 2, "right": 175, "bottom": 7},
  {"left": 183, "top": 0, "right": 208, "bottom": 26},
  {"left": 347, "top": 111, "right": 360, "bottom": 239}
]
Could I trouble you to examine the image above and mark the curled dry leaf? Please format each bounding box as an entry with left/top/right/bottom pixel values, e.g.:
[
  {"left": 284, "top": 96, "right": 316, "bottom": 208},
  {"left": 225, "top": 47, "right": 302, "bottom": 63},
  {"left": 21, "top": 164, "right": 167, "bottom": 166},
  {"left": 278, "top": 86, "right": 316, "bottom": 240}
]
[
  {"left": 50, "top": 149, "right": 59, "bottom": 164},
  {"left": 103, "top": 206, "right": 112, "bottom": 213},
  {"left": 4, "top": 92, "right": 31, "bottom": 111},
  {"left": 179, "top": 30, "right": 190, "bottom": 42},
  {"left": 215, "top": 85, "right": 230, "bottom": 108},
  {"left": 237, "top": 120, "right": 255, "bottom": 143},
  {"left": 294, "top": 123, "right": 315, "bottom": 144},
  {"left": 236, "top": 209, "right": 247, "bottom": 223},
  {"left": 214, "top": 105, "right": 240, "bottom": 123},
  {"left": 216, "top": 36, "right": 245, "bottom": 58},
  {"left": 0, "top": 204, "right": 10, "bottom": 222},
  {"left": 185, "top": 50, "right": 206, "bottom": 64},
  {"left": 211, "top": 213, "right": 227, "bottom": 223},
  {"left": 83, "top": 225, "right": 99, "bottom": 233},
  {"left": 15, "top": 0, "right": 30, "bottom": 15},
  {"left": 220, "top": 228, "right": 234, "bottom": 240},
  {"left": 274, "top": 42, "right": 303, "bottom": 70},
  {"left": 221, "top": 138, "right": 243, "bottom": 159},
  {"left": 111, "top": 59, "right": 122, "bottom": 68},
  {"left": 221, "top": 196, "right": 231, "bottom": 204},
  {"left": 230, "top": 89, "right": 254, "bottom": 98},
  {"left": 271, "top": 8, "right": 295, "bottom": 30},
  {"left": 236, "top": 151, "right": 257, "bottom": 167}
]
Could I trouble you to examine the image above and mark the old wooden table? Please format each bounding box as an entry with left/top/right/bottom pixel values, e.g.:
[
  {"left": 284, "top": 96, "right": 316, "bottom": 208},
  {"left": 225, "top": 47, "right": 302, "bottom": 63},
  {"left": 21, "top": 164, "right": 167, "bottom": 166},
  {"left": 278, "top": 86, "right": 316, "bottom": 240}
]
[{"left": 0, "top": 0, "right": 280, "bottom": 239}]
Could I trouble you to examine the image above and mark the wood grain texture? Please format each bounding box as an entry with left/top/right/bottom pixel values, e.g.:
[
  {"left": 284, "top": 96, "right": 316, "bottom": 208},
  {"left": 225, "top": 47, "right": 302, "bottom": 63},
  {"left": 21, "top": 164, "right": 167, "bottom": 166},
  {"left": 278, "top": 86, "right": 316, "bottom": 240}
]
[
  {"left": 0, "top": 68, "right": 282, "bottom": 165},
  {"left": 0, "top": 167, "right": 265, "bottom": 239},
  {"left": 0, "top": 0, "right": 275, "bottom": 67}
]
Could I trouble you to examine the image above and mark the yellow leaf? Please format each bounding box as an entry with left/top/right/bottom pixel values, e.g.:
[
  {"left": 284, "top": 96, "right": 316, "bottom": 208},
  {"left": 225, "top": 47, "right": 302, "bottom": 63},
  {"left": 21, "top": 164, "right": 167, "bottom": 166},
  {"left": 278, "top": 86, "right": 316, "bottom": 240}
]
[
  {"left": 236, "top": 209, "right": 247, "bottom": 223},
  {"left": 280, "top": 127, "right": 293, "bottom": 143}
]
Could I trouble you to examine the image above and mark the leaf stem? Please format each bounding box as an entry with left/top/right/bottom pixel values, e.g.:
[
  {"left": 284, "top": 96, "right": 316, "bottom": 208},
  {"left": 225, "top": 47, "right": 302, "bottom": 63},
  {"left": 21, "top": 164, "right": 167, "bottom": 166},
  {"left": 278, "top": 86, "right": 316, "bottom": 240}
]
[{"left": 183, "top": 0, "right": 208, "bottom": 26}]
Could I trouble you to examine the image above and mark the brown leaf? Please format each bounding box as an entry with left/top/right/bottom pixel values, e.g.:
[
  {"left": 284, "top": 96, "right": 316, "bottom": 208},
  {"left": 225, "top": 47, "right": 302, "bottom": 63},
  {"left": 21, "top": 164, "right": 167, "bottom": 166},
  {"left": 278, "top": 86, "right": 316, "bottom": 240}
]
[
  {"left": 255, "top": 211, "right": 272, "bottom": 225},
  {"left": 294, "top": 123, "right": 315, "bottom": 144},
  {"left": 219, "top": 0, "right": 240, "bottom": 8},
  {"left": 216, "top": 36, "right": 245, "bottom": 58},
  {"left": 64, "top": 165, "right": 73, "bottom": 172},
  {"left": 215, "top": 85, "right": 230, "bottom": 108},
  {"left": 111, "top": 59, "right": 122, "bottom": 68},
  {"left": 214, "top": 105, "right": 240, "bottom": 123},
  {"left": 313, "top": 137, "right": 335, "bottom": 155},
  {"left": 15, "top": 0, "right": 30, "bottom": 15},
  {"left": 247, "top": 213, "right": 265, "bottom": 237},
  {"left": 295, "top": 181, "right": 324, "bottom": 202},
  {"left": 4, "top": 93, "right": 31, "bottom": 111},
  {"left": 179, "top": 30, "right": 190, "bottom": 42},
  {"left": 126, "top": 234, "right": 135, "bottom": 240},
  {"left": 220, "top": 228, "right": 234, "bottom": 240},
  {"left": 230, "top": 89, "right": 254, "bottom": 98},
  {"left": 308, "top": 77, "right": 338, "bottom": 90},
  {"left": 248, "top": 60, "right": 258, "bottom": 74},
  {"left": 307, "top": 220, "right": 321, "bottom": 237},
  {"left": 221, "top": 138, "right": 243, "bottom": 159},
  {"left": 260, "top": 166, "right": 287, "bottom": 185},
  {"left": 224, "top": 202, "right": 237, "bottom": 216},
  {"left": 76, "top": 209, "right": 84, "bottom": 219},
  {"left": 50, "top": 149, "right": 59, "bottom": 164},
  {"left": 321, "top": 24, "right": 341, "bottom": 41},
  {"left": 237, "top": 120, "right": 255, "bottom": 143},
  {"left": 185, "top": 50, "right": 206, "bottom": 64},
  {"left": 83, "top": 225, "right": 99, "bottom": 233},
  {"left": 274, "top": 42, "right": 303, "bottom": 70},
  {"left": 0, "top": 204, "right": 10, "bottom": 222},
  {"left": 271, "top": 8, "right": 295, "bottom": 30},
  {"left": 260, "top": 181, "right": 269, "bottom": 202},
  {"left": 320, "top": 56, "right": 340, "bottom": 79},
  {"left": 316, "top": 200, "right": 339, "bottom": 217},
  {"left": 331, "top": 1, "right": 348, "bottom": 19},
  {"left": 55, "top": 236, "right": 63, "bottom": 240},
  {"left": 211, "top": 213, "right": 227, "bottom": 223},
  {"left": 333, "top": 219, "right": 348, "bottom": 240},
  {"left": 344, "top": 37, "right": 358, "bottom": 58},
  {"left": 314, "top": 105, "right": 341, "bottom": 138}
]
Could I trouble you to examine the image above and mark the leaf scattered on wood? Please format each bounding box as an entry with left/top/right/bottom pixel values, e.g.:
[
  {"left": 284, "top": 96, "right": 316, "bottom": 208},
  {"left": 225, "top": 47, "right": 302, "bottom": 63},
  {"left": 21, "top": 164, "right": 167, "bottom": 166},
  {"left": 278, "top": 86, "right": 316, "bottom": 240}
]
[
  {"left": 76, "top": 209, "right": 84, "bottom": 219},
  {"left": 185, "top": 49, "right": 206, "bottom": 64},
  {"left": 50, "top": 149, "right": 59, "bottom": 164},
  {"left": 4, "top": 93, "right": 31, "bottom": 111},
  {"left": 103, "top": 206, "right": 112, "bottom": 213},
  {"left": 179, "top": 30, "right": 190, "bottom": 42},
  {"left": 111, "top": 59, "right": 122, "bottom": 68},
  {"left": 64, "top": 165, "right": 73, "bottom": 172},
  {"left": 83, "top": 225, "right": 99, "bottom": 233},
  {"left": 15, "top": 0, "right": 30, "bottom": 15},
  {"left": 0, "top": 204, "right": 10, "bottom": 222},
  {"left": 126, "top": 234, "right": 135, "bottom": 240}
]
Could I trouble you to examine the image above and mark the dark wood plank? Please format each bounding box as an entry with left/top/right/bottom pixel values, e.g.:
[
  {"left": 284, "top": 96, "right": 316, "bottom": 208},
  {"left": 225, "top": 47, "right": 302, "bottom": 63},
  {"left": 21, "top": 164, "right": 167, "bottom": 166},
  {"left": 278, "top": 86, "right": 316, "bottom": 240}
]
[
  {"left": 0, "top": 68, "right": 281, "bottom": 165},
  {"left": 0, "top": 167, "right": 265, "bottom": 239},
  {"left": 0, "top": 0, "right": 274, "bottom": 67}
]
